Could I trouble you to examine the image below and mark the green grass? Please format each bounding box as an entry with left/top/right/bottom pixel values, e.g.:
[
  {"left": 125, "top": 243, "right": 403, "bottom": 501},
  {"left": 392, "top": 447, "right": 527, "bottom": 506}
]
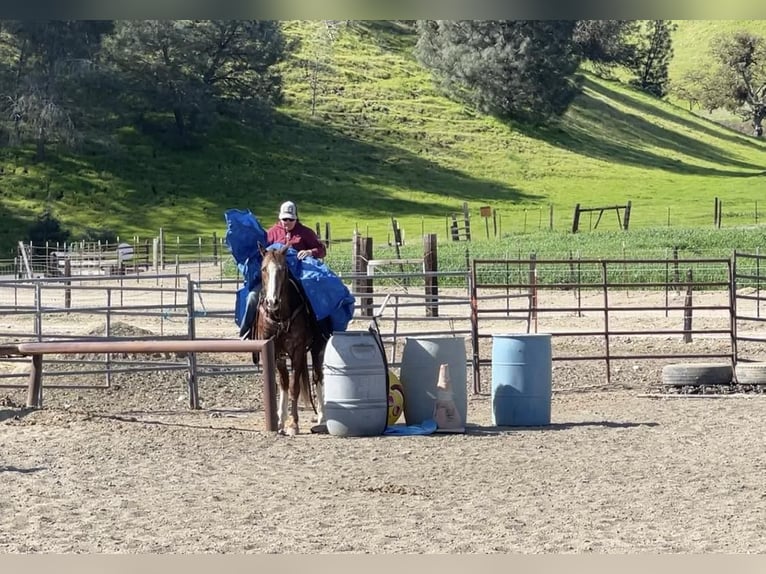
[
  {"left": 1, "top": 20, "right": 765, "bottom": 263},
  {"left": 321, "top": 226, "right": 766, "bottom": 288}
]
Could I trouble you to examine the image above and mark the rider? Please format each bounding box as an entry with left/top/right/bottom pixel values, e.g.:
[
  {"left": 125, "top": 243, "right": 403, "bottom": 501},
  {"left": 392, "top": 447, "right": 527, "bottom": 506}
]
[
  {"left": 266, "top": 201, "right": 326, "bottom": 260},
  {"left": 239, "top": 201, "right": 327, "bottom": 360}
]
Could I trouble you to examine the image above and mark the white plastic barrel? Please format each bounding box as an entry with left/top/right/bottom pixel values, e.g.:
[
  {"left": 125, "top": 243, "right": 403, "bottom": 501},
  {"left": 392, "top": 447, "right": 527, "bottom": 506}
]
[{"left": 322, "top": 331, "right": 388, "bottom": 437}]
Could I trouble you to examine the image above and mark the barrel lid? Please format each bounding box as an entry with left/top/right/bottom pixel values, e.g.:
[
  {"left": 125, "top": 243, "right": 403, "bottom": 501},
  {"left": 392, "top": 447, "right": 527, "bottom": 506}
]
[{"left": 493, "top": 333, "right": 552, "bottom": 338}]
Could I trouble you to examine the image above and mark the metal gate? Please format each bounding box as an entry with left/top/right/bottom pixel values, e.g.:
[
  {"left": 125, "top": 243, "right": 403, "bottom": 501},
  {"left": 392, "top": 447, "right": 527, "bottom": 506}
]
[{"left": 733, "top": 251, "right": 766, "bottom": 363}]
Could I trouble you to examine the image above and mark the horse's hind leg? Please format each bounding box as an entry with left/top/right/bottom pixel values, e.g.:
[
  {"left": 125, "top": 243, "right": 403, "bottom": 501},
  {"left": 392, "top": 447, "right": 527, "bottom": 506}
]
[
  {"left": 311, "top": 347, "right": 325, "bottom": 425},
  {"left": 276, "top": 357, "right": 289, "bottom": 433}
]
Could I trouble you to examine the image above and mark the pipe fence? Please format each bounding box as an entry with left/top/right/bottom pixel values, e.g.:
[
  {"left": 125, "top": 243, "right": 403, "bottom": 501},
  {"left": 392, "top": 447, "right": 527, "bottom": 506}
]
[{"left": 1, "top": 253, "right": 764, "bottom": 414}]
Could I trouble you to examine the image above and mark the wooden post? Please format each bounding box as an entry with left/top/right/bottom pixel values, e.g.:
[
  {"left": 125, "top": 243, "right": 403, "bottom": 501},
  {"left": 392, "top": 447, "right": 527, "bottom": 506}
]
[
  {"left": 424, "top": 233, "right": 438, "bottom": 317},
  {"left": 450, "top": 215, "right": 459, "bottom": 241},
  {"left": 262, "top": 338, "right": 278, "bottom": 432},
  {"left": 353, "top": 234, "right": 373, "bottom": 317},
  {"left": 718, "top": 199, "right": 723, "bottom": 229},
  {"left": 683, "top": 269, "right": 693, "bottom": 343},
  {"left": 212, "top": 232, "right": 218, "bottom": 265},
  {"left": 714, "top": 197, "right": 719, "bottom": 228},
  {"left": 64, "top": 259, "right": 72, "bottom": 310},
  {"left": 673, "top": 246, "right": 680, "bottom": 295},
  {"left": 26, "top": 355, "right": 43, "bottom": 408},
  {"left": 549, "top": 204, "right": 554, "bottom": 231},
  {"left": 623, "top": 200, "right": 632, "bottom": 230},
  {"left": 159, "top": 228, "right": 165, "bottom": 270},
  {"left": 462, "top": 202, "right": 471, "bottom": 241},
  {"left": 572, "top": 203, "right": 581, "bottom": 233}
]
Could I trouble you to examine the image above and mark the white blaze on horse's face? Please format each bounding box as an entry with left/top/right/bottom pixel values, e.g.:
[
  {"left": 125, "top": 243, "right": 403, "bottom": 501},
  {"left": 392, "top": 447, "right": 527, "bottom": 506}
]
[{"left": 263, "top": 258, "right": 281, "bottom": 312}]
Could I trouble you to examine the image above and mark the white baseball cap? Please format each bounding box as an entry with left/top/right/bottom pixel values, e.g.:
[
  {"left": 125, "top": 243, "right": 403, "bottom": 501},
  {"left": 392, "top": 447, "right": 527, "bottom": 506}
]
[{"left": 278, "top": 201, "right": 297, "bottom": 220}]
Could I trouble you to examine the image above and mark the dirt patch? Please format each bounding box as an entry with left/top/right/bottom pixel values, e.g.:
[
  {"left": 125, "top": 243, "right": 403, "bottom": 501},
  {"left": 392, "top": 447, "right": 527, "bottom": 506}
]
[{"left": 2, "top": 286, "right": 766, "bottom": 553}]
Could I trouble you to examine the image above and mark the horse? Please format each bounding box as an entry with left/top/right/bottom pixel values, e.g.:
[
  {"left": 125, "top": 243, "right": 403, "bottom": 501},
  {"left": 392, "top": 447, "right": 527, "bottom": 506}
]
[{"left": 252, "top": 244, "right": 329, "bottom": 436}]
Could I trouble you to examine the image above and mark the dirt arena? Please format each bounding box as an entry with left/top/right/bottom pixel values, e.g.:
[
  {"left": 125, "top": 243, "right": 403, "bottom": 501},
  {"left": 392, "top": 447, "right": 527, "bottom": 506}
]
[{"left": 2, "top": 283, "right": 766, "bottom": 553}]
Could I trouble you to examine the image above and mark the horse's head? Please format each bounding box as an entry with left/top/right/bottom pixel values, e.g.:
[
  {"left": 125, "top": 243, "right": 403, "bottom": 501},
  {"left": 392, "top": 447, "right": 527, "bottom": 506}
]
[{"left": 259, "top": 244, "right": 290, "bottom": 317}]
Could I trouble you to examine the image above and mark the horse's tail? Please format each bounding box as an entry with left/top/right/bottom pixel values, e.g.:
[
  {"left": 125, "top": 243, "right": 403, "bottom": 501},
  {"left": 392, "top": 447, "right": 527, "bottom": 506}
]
[{"left": 300, "top": 361, "right": 315, "bottom": 411}]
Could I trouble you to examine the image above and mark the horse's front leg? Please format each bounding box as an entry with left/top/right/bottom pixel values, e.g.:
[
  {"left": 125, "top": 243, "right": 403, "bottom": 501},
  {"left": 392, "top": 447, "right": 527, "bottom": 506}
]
[
  {"left": 276, "top": 357, "right": 290, "bottom": 434},
  {"left": 284, "top": 353, "right": 305, "bottom": 437}
]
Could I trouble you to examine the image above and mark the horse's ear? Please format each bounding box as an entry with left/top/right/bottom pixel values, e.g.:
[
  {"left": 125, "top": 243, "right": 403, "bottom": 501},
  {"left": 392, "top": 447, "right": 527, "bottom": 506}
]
[
  {"left": 258, "top": 242, "right": 267, "bottom": 257},
  {"left": 279, "top": 244, "right": 290, "bottom": 255}
]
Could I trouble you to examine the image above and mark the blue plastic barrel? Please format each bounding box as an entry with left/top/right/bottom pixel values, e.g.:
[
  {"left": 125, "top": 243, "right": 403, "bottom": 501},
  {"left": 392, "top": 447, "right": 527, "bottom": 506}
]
[
  {"left": 322, "top": 331, "right": 388, "bottom": 437},
  {"left": 491, "top": 333, "right": 552, "bottom": 426}
]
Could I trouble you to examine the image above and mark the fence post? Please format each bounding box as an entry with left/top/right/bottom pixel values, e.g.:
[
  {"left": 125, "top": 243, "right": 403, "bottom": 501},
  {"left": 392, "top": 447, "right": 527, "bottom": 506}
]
[
  {"left": 462, "top": 202, "right": 471, "bottom": 241},
  {"left": 26, "top": 355, "right": 43, "bottom": 408},
  {"left": 529, "top": 253, "right": 537, "bottom": 333},
  {"left": 353, "top": 234, "right": 373, "bottom": 317},
  {"left": 424, "top": 233, "right": 438, "bottom": 317},
  {"left": 262, "top": 338, "right": 278, "bottom": 432},
  {"left": 186, "top": 279, "right": 199, "bottom": 409},
  {"left": 683, "top": 269, "right": 693, "bottom": 343},
  {"left": 572, "top": 203, "right": 581, "bottom": 233},
  {"left": 159, "top": 228, "right": 166, "bottom": 270},
  {"left": 601, "top": 260, "right": 611, "bottom": 384},
  {"left": 64, "top": 259, "right": 72, "bottom": 310}
]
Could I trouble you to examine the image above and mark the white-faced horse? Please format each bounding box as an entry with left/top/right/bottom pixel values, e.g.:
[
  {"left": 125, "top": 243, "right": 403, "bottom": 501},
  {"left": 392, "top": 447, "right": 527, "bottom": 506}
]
[{"left": 253, "top": 245, "right": 328, "bottom": 435}]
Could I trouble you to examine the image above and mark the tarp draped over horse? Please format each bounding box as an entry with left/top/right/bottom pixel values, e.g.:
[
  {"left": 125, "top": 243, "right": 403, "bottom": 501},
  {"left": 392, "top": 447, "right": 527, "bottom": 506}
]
[{"left": 223, "top": 209, "right": 355, "bottom": 333}]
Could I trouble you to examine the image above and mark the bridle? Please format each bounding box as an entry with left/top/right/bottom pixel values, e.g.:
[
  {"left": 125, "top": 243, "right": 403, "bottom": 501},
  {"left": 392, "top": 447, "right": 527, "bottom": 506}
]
[{"left": 259, "top": 251, "right": 304, "bottom": 337}]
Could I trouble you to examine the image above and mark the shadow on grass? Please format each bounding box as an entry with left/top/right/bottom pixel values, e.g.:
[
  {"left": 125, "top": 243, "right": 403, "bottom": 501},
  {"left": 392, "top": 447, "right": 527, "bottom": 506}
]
[
  {"left": 517, "top": 81, "right": 765, "bottom": 177},
  {"left": 585, "top": 77, "right": 766, "bottom": 152},
  {"left": 51, "top": 110, "right": 538, "bottom": 233}
]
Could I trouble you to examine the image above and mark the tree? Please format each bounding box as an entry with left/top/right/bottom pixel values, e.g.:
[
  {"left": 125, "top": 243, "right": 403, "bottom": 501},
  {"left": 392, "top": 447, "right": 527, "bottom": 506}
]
[
  {"left": 573, "top": 20, "right": 638, "bottom": 75},
  {"left": 709, "top": 31, "right": 766, "bottom": 136},
  {"left": 0, "top": 20, "right": 112, "bottom": 159},
  {"left": 415, "top": 20, "right": 582, "bottom": 124},
  {"left": 300, "top": 20, "right": 340, "bottom": 116},
  {"left": 100, "top": 20, "right": 286, "bottom": 139},
  {"left": 627, "top": 20, "right": 676, "bottom": 98}
]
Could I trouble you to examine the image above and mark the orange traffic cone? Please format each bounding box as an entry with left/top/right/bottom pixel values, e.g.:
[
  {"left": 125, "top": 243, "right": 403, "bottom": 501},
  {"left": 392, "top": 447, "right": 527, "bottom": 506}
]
[{"left": 433, "top": 363, "right": 465, "bottom": 433}]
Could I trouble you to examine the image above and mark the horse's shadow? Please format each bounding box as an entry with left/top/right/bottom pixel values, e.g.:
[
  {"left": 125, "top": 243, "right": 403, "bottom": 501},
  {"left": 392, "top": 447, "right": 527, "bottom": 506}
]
[
  {"left": 0, "top": 464, "right": 46, "bottom": 474},
  {"left": 76, "top": 409, "right": 263, "bottom": 433},
  {"left": 465, "top": 420, "right": 659, "bottom": 436}
]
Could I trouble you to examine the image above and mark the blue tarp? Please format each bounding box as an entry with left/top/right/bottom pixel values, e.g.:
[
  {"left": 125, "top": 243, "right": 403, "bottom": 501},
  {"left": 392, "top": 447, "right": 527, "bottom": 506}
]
[{"left": 224, "top": 209, "right": 355, "bottom": 332}]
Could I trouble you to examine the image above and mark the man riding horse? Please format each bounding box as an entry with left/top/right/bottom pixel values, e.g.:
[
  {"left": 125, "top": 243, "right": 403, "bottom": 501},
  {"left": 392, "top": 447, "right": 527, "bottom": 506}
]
[{"left": 238, "top": 201, "right": 328, "bottom": 362}]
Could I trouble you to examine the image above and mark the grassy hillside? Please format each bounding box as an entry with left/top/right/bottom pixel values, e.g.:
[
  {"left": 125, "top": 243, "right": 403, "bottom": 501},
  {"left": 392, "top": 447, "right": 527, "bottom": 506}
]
[{"left": 0, "top": 20, "right": 765, "bottom": 259}]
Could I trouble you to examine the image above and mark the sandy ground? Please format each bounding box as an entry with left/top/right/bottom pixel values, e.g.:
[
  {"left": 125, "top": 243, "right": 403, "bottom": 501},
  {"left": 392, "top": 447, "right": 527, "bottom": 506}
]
[{"left": 2, "top": 271, "right": 766, "bottom": 553}]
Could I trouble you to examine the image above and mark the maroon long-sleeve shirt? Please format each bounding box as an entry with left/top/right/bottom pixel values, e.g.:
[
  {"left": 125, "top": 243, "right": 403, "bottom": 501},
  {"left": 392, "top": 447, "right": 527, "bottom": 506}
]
[{"left": 266, "top": 220, "right": 327, "bottom": 259}]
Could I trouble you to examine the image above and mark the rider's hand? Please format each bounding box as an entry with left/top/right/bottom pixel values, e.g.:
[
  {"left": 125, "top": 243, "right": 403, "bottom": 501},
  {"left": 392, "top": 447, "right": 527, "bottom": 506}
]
[{"left": 297, "top": 249, "right": 312, "bottom": 260}]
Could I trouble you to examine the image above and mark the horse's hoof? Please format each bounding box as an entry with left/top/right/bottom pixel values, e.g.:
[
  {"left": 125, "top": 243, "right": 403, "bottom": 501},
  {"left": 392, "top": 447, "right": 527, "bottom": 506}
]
[{"left": 285, "top": 426, "right": 298, "bottom": 437}]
